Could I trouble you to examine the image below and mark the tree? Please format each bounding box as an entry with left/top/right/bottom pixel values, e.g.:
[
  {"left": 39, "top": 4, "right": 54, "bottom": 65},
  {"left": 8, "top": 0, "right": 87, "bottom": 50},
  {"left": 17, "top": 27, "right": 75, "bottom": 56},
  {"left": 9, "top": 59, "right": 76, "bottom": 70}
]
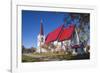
[{"left": 22, "top": 45, "right": 25, "bottom": 53}]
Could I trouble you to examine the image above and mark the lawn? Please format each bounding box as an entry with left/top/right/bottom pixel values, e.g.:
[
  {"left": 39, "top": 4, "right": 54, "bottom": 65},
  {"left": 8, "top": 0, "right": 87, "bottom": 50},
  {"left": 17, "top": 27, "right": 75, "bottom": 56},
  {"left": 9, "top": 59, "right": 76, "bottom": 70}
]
[{"left": 22, "top": 52, "right": 90, "bottom": 62}]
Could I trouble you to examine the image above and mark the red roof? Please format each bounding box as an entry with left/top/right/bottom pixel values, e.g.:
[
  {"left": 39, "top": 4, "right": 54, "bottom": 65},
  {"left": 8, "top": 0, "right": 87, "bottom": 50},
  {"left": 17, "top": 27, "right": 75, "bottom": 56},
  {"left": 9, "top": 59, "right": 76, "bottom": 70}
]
[
  {"left": 45, "top": 24, "right": 75, "bottom": 44},
  {"left": 58, "top": 25, "right": 75, "bottom": 41},
  {"left": 45, "top": 25, "right": 64, "bottom": 44}
]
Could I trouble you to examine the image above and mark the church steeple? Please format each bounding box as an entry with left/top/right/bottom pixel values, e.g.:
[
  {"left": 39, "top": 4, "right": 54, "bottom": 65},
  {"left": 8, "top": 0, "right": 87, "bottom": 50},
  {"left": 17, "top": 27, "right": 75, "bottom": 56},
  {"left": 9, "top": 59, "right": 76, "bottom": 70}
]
[
  {"left": 37, "top": 19, "right": 45, "bottom": 53},
  {"left": 40, "top": 19, "right": 44, "bottom": 35}
]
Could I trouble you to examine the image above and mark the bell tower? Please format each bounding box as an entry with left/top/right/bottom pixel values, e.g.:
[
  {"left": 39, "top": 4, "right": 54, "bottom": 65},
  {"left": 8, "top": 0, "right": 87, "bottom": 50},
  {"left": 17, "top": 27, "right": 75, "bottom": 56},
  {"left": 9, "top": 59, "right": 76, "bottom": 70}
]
[{"left": 37, "top": 19, "right": 45, "bottom": 53}]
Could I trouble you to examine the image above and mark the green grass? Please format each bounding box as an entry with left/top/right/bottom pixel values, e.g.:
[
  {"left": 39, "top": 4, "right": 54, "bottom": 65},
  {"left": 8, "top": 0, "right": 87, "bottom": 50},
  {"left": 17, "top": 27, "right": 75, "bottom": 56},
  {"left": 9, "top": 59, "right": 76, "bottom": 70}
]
[
  {"left": 22, "top": 52, "right": 90, "bottom": 62},
  {"left": 22, "top": 55, "right": 44, "bottom": 62}
]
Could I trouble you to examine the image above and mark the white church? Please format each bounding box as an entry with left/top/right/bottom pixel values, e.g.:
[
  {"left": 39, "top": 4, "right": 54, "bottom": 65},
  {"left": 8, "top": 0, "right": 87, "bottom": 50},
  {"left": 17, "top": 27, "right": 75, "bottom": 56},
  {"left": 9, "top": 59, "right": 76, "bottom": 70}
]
[
  {"left": 36, "top": 20, "right": 89, "bottom": 55},
  {"left": 36, "top": 20, "right": 47, "bottom": 53}
]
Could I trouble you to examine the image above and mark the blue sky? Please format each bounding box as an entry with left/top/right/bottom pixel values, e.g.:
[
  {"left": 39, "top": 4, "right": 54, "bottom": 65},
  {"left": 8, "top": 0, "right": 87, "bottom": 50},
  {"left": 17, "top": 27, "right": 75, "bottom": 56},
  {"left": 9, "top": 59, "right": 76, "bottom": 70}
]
[{"left": 22, "top": 10, "right": 84, "bottom": 48}]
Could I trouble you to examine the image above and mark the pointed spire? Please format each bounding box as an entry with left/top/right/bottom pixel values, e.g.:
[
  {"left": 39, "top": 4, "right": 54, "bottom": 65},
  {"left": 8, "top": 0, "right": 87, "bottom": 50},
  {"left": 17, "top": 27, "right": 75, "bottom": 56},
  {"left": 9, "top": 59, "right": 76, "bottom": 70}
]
[{"left": 40, "top": 19, "right": 44, "bottom": 35}]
